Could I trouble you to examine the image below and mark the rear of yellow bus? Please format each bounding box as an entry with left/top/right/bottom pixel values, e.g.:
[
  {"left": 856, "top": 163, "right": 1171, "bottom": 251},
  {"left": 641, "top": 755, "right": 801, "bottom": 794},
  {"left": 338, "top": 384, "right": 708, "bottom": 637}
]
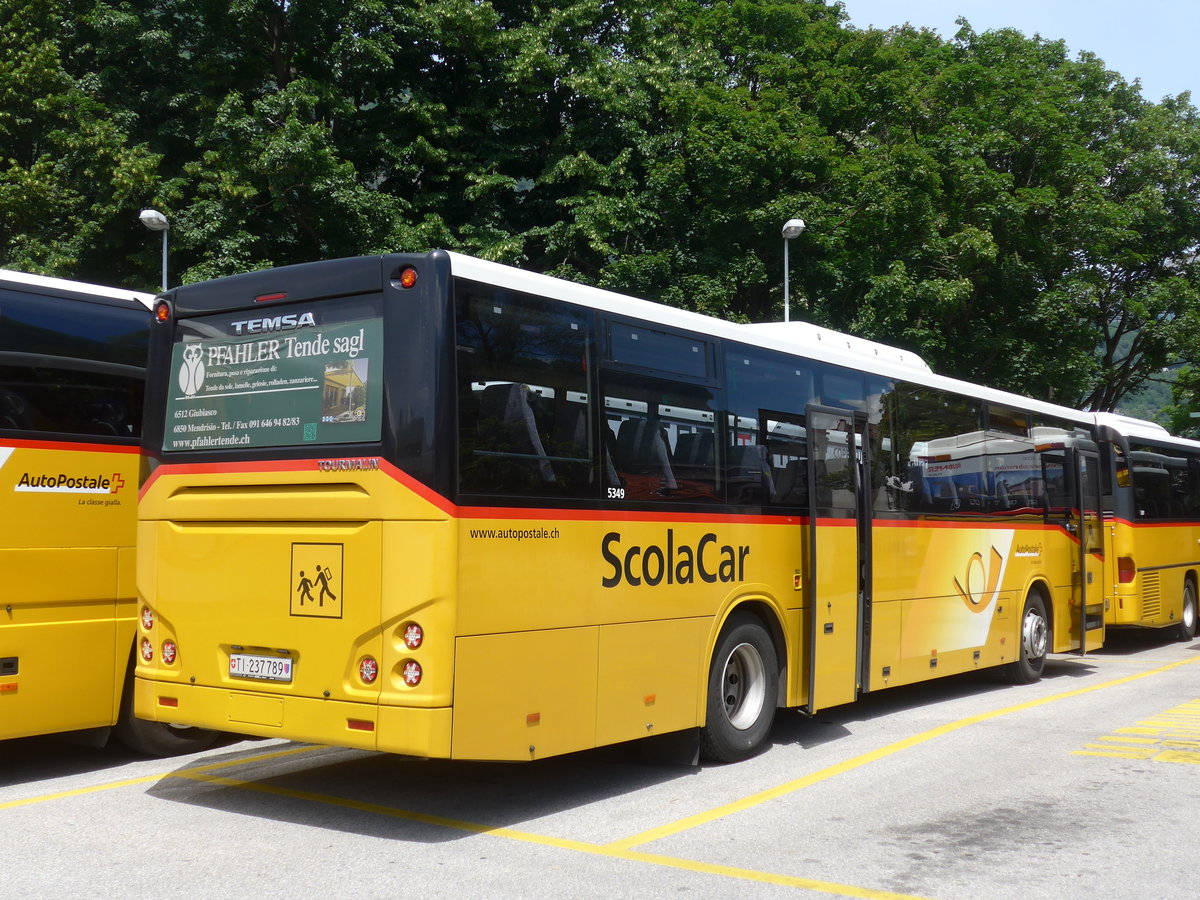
[{"left": 135, "top": 253, "right": 460, "bottom": 754}]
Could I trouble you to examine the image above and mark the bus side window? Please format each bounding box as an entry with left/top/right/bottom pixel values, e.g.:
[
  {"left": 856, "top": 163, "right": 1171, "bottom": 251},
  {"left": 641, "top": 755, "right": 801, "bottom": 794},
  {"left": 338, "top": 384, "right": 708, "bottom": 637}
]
[
  {"left": 454, "top": 282, "right": 595, "bottom": 499},
  {"left": 723, "top": 346, "right": 814, "bottom": 509},
  {"left": 0, "top": 387, "right": 29, "bottom": 430}
]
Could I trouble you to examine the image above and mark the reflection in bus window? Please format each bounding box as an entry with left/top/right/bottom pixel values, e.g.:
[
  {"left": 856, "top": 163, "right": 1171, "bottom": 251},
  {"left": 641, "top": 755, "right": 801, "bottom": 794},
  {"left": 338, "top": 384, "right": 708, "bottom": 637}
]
[
  {"left": 724, "top": 346, "right": 817, "bottom": 507},
  {"left": 601, "top": 370, "right": 719, "bottom": 502},
  {"left": 1127, "top": 446, "right": 1196, "bottom": 520},
  {"left": 0, "top": 289, "right": 147, "bottom": 438},
  {"left": 456, "top": 283, "right": 594, "bottom": 497}
]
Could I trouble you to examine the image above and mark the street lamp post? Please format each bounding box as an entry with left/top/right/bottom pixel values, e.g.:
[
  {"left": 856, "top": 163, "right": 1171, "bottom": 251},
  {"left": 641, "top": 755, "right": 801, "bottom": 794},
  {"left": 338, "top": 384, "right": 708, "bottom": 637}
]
[
  {"left": 781, "top": 218, "right": 805, "bottom": 322},
  {"left": 139, "top": 208, "right": 170, "bottom": 291}
]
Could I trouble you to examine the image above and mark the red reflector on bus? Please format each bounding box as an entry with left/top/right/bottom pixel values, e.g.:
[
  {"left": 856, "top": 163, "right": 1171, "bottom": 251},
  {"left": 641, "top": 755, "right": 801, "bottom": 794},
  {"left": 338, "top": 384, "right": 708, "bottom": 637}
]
[
  {"left": 526, "top": 713, "right": 540, "bottom": 725},
  {"left": 158, "top": 696, "right": 179, "bottom": 708},
  {"left": 1117, "top": 557, "right": 1136, "bottom": 583},
  {"left": 254, "top": 292, "right": 287, "bottom": 303},
  {"left": 347, "top": 719, "right": 375, "bottom": 732},
  {"left": 0, "top": 683, "right": 17, "bottom": 694}
]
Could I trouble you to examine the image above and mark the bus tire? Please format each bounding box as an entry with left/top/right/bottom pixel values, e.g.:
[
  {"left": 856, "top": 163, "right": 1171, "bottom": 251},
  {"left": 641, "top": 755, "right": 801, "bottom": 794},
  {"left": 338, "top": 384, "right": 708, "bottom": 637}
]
[
  {"left": 1006, "top": 591, "right": 1048, "bottom": 684},
  {"left": 699, "top": 612, "right": 778, "bottom": 763},
  {"left": 1173, "top": 580, "right": 1197, "bottom": 641},
  {"left": 113, "top": 673, "right": 220, "bottom": 757}
]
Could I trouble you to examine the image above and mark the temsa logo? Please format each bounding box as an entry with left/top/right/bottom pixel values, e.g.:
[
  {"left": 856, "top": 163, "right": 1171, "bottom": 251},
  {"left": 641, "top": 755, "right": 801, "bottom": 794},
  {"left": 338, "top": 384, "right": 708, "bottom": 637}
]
[{"left": 230, "top": 311, "right": 316, "bottom": 335}]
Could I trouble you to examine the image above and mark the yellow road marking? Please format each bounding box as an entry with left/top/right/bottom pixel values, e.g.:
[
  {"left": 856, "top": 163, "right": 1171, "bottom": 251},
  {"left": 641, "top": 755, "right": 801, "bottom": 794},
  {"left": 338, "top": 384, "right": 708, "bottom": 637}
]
[
  {"left": 174, "top": 769, "right": 930, "bottom": 899},
  {"left": 1155, "top": 750, "right": 1200, "bottom": 765},
  {"left": 1082, "top": 744, "right": 1155, "bottom": 756},
  {"left": 1096, "top": 735, "right": 1159, "bottom": 744},
  {"left": 1071, "top": 699, "right": 1200, "bottom": 764},
  {"left": 1074, "top": 749, "right": 1157, "bottom": 759},
  {"left": 609, "top": 655, "right": 1200, "bottom": 851}
]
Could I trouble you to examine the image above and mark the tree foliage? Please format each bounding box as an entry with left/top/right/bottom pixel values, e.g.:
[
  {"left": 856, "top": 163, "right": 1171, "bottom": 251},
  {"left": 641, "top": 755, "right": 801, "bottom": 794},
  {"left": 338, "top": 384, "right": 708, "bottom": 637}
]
[{"left": 2, "top": 0, "right": 1198, "bottom": 415}]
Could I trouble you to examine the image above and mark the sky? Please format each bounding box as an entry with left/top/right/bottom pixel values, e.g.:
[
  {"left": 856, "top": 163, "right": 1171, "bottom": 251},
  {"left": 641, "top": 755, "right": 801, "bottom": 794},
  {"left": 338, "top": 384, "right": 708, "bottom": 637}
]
[{"left": 838, "top": 0, "right": 1198, "bottom": 103}]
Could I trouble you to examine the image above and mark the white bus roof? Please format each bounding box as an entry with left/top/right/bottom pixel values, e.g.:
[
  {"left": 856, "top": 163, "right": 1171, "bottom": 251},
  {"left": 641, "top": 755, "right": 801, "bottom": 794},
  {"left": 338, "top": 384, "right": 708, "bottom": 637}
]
[
  {"left": 445, "top": 252, "right": 1092, "bottom": 427},
  {"left": 1094, "top": 412, "right": 1200, "bottom": 451},
  {"left": 0, "top": 268, "right": 155, "bottom": 309}
]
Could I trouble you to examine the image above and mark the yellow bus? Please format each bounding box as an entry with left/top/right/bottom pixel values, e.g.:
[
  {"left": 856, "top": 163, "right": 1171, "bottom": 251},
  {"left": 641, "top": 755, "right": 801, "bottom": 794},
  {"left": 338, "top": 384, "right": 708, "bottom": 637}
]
[
  {"left": 135, "top": 251, "right": 1110, "bottom": 763},
  {"left": 1095, "top": 413, "right": 1199, "bottom": 640},
  {"left": 0, "top": 269, "right": 217, "bottom": 755}
]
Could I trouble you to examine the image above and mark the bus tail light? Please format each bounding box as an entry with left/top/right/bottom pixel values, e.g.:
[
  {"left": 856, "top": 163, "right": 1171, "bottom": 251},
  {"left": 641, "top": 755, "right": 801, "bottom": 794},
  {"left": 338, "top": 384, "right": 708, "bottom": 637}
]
[
  {"left": 1117, "top": 557, "right": 1136, "bottom": 584},
  {"left": 154, "top": 300, "right": 170, "bottom": 322},
  {"left": 402, "top": 660, "right": 423, "bottom": 686},
  {"left": 358, "top": 656, "right": 379, "bottom": 685},
  {"left": 140, "top": 638, "right": 154, "bottom": 662},
  {"left": 140, "top": 607, "right": 155, "bottom": 630},
  {"left": 161, "top": 640, "right": 178, "bottom": 665},
  {"left": 398, "top": 267, "right": 418, "bottom": 289},
  {"left": 402, "top": 622, "right": 423, "bottom": 650}
]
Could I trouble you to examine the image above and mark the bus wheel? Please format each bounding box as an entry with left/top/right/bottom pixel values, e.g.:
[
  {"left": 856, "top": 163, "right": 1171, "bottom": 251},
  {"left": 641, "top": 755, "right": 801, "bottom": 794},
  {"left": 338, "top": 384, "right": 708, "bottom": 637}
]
[
  {"left": 699, "top": 612, "right": 778, "bottom": 763},
  {"left": 1006, "top": 592, "right": 1048, "bottom": 684},
  {"left": 1174, "top": 581, "right": 1197, "bottom": 641}
]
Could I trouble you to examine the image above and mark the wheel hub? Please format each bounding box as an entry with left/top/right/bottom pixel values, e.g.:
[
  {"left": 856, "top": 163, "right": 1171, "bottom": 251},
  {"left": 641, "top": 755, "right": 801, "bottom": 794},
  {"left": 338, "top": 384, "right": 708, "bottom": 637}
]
[{"left": 721, "top": 641, "right": 767, "bottom": 731}]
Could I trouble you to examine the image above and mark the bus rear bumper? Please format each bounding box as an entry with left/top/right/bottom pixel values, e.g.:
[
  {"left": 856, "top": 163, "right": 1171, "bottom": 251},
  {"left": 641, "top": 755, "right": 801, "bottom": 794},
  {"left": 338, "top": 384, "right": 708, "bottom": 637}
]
[{"left": 133, "top": 676, "right": 452, "bottom": 757}]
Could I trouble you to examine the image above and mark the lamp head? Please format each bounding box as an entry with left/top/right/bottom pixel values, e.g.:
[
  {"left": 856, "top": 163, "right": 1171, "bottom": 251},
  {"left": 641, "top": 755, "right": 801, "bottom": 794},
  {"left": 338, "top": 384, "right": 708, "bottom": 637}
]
[
  {"left": 139, "top": 208, "right": 170, "bottom": 231},
  {"left": 781, "top": 218, "right": 805, "bottom": 239}
]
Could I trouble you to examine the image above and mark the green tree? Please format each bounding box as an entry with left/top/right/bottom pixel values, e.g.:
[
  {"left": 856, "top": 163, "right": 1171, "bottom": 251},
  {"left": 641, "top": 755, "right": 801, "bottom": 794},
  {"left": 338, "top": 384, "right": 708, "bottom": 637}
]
[
  {"left": 1165, "top": 365, "right": 1200, "bottom": 438},
  {"left": 0, "top": 0, "right": 158, "bottom": 281}
]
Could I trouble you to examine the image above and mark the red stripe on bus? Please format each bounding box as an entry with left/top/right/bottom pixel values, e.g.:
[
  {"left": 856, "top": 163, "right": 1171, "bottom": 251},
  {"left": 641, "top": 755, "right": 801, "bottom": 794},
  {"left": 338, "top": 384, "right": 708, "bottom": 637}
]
[{"left": 1, "top": 437, "right": 139, "bottom": 454}]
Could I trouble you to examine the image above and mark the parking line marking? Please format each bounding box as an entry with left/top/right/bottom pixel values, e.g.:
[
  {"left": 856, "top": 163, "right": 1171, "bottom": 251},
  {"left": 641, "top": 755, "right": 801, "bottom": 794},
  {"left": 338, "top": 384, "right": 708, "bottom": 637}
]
[
  {"left": 609, "top": 655, "right": 1200, "bottom": 852},
  {"left": 1075, "top": 749, "right": 1157, "bottom": 759},
  {"left": 1072, "top": 699, "right": 1200, "bottom": 765},
  {"left": 1096, "top": 735, "right": 1159, "bottom": 744},
  {"left": 0, "top": 744, "right": 319, "bottom": 811},
  {"left": 172, "top": 769, "right": 931, "bottom": 899}
]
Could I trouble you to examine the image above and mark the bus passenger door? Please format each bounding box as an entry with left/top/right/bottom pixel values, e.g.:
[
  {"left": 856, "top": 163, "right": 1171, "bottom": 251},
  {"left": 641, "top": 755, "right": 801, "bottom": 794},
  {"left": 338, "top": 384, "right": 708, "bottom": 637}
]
[
  {"left": 804, "top": 407, "right": 870, "bottom": 713},
  {"left": 1073, "top": 449, "right": 1106, "bottom": 652}
]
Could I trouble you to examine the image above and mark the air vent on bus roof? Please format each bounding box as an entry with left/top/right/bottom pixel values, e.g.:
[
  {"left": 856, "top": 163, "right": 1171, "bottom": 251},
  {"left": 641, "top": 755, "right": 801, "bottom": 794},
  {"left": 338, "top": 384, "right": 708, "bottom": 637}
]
[{"left": 736, "top": 321, "right": 931, "bottom": 372}]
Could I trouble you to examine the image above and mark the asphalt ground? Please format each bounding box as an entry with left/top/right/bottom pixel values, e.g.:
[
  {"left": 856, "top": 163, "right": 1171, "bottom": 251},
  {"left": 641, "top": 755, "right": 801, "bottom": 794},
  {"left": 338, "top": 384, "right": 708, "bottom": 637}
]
[{"left": 4, "top": 628, "right": 1198, "bottom": 899}]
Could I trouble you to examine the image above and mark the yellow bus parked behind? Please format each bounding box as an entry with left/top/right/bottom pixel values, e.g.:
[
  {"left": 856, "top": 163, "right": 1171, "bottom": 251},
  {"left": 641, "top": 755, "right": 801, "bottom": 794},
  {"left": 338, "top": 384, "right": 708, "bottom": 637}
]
[
  {"left": 1, "top": 269, "right": 216, "bottom": 754},
  {"left": 1096, "top": 413, "right": 1200, "bottom": 640}
]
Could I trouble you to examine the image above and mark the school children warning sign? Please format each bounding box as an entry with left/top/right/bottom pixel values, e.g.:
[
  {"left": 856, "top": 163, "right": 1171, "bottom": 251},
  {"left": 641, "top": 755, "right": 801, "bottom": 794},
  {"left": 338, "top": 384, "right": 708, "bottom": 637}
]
[{"left": 290, "top": 542, "right": 343, "bottom": 619}]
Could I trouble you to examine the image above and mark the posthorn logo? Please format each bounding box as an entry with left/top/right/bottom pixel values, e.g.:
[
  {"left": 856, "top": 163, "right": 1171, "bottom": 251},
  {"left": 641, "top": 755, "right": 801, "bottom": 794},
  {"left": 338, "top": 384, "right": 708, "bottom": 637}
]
[{"left": 178, "top": 344, "right": 205, "bottom": 396}]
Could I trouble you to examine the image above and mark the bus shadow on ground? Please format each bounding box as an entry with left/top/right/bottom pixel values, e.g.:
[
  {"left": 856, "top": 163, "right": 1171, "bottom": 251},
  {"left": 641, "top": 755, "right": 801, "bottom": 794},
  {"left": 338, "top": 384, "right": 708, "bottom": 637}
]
[
  {"left": 0, "top": 731, "right": 246, "bottom": 789},
  {"left": 140, "top": 631, "right": 1190, "bottom": 843},
  {"left": 145, "top": 737, "right": 707, "bottom": 844},
  {"left": 768, "top": 651, "right": 1114, "bottom": 753},
  {"left": 1087, "top": 627, "right": 1193, "bottom": 656}
]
